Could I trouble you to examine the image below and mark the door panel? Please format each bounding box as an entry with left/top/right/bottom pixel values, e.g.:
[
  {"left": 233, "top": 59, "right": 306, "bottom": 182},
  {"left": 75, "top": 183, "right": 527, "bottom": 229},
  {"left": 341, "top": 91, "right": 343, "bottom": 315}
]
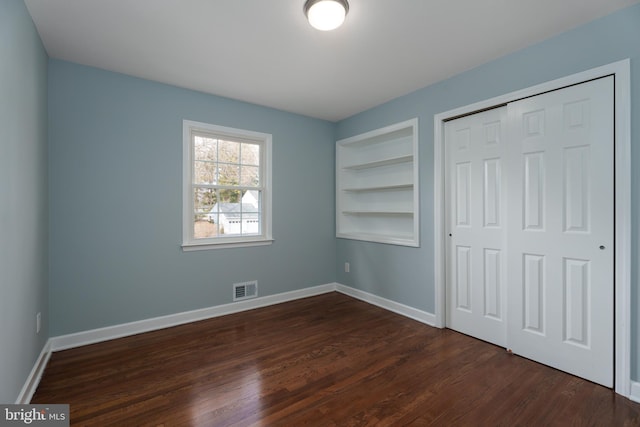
[
  {"left": 506, "top": 76, "right": 614, "bottom": 387},
  {"left": 483, "top": 158, "right": 501, "bottom": 228},
  {"left": 483, "top": 248, "right": 501, "bottom": 320},
  {"left": 522, "top": 253, "right": 545, "bottom": 334},
  {"left": 523, "top": 152, "right": 545, "bottom": 230}
]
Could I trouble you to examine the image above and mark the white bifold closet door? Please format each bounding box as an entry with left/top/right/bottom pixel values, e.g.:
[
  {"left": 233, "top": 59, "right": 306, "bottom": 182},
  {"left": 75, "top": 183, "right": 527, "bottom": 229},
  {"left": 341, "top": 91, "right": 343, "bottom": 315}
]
[
  {"left": 445, "top": 76, "right": 614, "bottom": 387},
  {"left": 506, "top": 77, "right": 614, "bottom": 387},
  {"left": 445, "top": 106, "right": 508, "bottom": 348}
]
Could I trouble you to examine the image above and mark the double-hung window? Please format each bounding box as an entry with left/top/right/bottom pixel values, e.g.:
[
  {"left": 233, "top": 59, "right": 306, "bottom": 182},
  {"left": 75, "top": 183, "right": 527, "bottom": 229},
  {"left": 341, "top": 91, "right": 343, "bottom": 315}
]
[{"left": 182, "top": 120, "right": 272, "bottom": 250}]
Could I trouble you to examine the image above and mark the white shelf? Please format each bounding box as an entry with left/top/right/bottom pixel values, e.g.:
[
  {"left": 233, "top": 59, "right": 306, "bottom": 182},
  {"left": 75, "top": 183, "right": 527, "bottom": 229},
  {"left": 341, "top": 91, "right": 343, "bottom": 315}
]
[
  {"left": 336, "top": 118, "right": 419, "bottom": 247},
  {"left": 336, "top": 231, "right": 417, "bottom": 247},
  {"left": 342, "top": 183, "right": 413, "bottom": 192},
  {"left": 342, "top": 154, "right": 413, "bottom": 170},
  {"left": 342, "top": 210, "right": 413, "bottom": 216}
]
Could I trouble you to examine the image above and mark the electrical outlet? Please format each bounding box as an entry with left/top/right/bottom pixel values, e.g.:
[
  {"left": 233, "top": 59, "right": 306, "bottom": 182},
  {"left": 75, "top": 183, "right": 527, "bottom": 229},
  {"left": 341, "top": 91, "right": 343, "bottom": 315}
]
[
  {"left": 345, "top": 262, "right": 350, "bottom": 273},
  {"left": 36, "top": 312, "right": 41, "bottom": 334}
]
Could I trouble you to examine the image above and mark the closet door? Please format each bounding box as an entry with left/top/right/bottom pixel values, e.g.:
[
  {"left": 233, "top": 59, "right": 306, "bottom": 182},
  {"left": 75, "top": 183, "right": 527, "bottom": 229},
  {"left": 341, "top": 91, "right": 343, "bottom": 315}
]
[
  {"left": 445, "top": 107, "right": 507, "bottom": 347},
  {"left": 506, "top": 77, "right": 614, "bottom": 386}
]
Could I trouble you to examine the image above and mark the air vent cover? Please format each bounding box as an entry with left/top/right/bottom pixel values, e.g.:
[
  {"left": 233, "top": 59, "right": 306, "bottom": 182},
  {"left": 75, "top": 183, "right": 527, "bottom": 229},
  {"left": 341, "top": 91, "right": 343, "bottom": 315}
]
[{"left": 233, "top": 280, "right": 258, "bottom": 301}]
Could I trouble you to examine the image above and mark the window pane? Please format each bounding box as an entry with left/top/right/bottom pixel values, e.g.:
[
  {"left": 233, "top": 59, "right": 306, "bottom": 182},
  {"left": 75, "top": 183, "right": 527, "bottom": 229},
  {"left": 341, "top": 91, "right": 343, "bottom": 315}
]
[
  {"left": 194, "top": 136, "right": 217, "bottom": 161},
  {"left": 218, "top": 189, "right": 242, "bottom": 204},
  {"left": 194, "top": 187, "right": 217, "bottom": 215},
  {"left": 241, "top": 190, "right": 260, "bottom": 212},
  {"left": 218, "top": 163, "right": 240, "bottom": 186},
  {"left": 241, "top": 143, "right": 260, "bottom": 166},
  {"left": 194, "top": 160, "right": 216, "bottom": 184},
  {"left": 194, "top": 214, "right": 219, "bottom": 239},
  {"left": 218, "top": 139, "right": 240, "bottom": 163},
  {"left": 240, "top": 165, "right": 260, "bottom": 186}
]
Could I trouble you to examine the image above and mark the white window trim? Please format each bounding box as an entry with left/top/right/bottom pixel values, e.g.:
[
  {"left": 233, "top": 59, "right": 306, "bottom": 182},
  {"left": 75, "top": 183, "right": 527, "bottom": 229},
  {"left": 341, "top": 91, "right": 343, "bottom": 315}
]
[{"left": 182, "top": 120, "right": 273, "bottom": 251}]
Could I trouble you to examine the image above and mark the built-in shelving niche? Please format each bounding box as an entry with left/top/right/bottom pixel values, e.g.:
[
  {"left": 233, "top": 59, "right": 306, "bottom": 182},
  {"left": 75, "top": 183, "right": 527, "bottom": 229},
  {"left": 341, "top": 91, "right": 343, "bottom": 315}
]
[{"left": 336, "top": 118, "right": 419, "bottom": 247}]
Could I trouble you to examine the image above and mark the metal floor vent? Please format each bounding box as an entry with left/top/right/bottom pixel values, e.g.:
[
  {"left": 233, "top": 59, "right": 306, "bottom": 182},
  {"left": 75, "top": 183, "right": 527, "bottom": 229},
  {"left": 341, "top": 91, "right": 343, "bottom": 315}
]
[{"left": 233, "top": 280, "right": 258, "bottom": 301}]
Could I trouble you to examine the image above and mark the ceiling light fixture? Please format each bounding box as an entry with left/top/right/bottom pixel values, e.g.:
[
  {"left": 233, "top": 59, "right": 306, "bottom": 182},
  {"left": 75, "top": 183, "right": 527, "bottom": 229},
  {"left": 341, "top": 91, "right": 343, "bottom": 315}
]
[{"left": 304, "top": 0, "right": 349, "bottom": 31}]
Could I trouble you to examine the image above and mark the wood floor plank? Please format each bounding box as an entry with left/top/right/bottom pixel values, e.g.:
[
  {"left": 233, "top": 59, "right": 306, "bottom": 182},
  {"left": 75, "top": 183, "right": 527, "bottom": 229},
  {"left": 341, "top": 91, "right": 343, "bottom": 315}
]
[{"left": 32, "top": 292, "right": 640, "bottom": 426}]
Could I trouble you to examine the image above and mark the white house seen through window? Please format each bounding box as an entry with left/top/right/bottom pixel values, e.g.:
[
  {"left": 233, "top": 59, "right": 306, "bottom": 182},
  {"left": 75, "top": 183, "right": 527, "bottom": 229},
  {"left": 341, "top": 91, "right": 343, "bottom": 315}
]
[{"left": 182, "top": 120, "right": 272, "bottom": 250}]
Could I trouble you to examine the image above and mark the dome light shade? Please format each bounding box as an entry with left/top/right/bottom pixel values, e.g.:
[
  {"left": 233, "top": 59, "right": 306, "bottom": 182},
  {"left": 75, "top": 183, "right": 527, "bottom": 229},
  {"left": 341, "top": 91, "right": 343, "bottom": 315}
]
[{"left": 304, "top": 0, "right": 349, "bottom": 31}]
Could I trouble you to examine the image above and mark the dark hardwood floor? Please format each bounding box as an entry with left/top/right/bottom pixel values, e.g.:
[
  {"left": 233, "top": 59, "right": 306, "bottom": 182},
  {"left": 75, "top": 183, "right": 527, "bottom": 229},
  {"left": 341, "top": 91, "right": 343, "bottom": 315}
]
[{"left": 33, "top": 292, "right": 640, "bottom": 426}]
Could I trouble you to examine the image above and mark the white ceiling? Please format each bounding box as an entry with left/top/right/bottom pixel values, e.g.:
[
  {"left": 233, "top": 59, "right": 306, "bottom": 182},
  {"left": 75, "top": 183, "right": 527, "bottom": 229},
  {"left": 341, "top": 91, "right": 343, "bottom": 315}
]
[{"left": 24, "top": 0, "right": 639, "bottom": 122}]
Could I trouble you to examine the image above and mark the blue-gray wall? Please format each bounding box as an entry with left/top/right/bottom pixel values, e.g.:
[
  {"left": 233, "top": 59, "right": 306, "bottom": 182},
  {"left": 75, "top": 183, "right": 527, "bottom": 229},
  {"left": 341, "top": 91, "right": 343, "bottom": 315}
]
[
  {"left": 0, "top": 0, "right": 49, "bottom": 403},
  {"left": 4, "top": 0, "right": 639, "bottom": 401},
  {"left": 48, "top": 61, "right": 336, "bottom": 336},
  {"left": 335, "top": 4, "right": 640, "bottom": 381}
]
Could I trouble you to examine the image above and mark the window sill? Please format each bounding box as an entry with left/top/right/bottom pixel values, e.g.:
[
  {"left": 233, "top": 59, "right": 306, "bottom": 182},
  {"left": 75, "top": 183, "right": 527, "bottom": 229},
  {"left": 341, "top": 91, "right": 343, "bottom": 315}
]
[{"left": 182, "top": 238, "right": 274, "bottom": 251}]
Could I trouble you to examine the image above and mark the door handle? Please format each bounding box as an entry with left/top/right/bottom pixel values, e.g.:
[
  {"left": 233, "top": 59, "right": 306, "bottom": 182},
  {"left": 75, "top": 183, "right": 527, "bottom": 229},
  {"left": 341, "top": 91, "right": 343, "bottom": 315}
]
[{"left": 599, "top": 245, "right": 605, "bottom": 250}]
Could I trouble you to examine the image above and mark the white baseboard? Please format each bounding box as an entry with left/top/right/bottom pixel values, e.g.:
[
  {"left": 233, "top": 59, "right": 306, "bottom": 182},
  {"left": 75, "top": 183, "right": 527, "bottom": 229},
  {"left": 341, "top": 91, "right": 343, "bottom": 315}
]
[
  {"left": 15, "top": 340, "right": 52, "bottom": 404},
  {"left": 50, "top": 283, "right": 336, "bottom": 352},
  {"left": 630, "top": 381, "right": 640, "bottom": 403},
  {"left": 335, "top": 283, "right": 436, "bottom": 326}
]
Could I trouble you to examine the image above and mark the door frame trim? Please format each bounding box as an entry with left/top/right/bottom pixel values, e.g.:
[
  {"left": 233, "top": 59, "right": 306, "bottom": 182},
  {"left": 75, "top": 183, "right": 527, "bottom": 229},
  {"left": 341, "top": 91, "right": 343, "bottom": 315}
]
[{"left": 433, "top": 59, "right": 631, "bottom": 397}]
